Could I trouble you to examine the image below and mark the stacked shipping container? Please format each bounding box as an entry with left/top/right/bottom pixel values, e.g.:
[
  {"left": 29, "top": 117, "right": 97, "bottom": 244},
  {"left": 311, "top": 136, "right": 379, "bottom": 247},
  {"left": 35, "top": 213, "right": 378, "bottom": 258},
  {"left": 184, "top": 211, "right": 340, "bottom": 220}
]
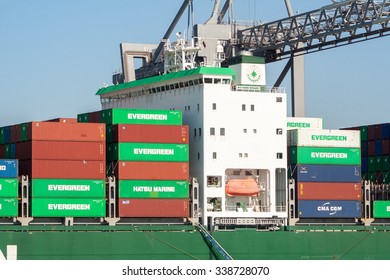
[
  {"left": 0, "top": 159, "right": 18, "bottom": 217},
  {"left": 0, "top": 121, "right": 107, "bottom": 218},
  {"left": 288, "top": 128, "right": 362, "bottom": 219},
  {"left": 343, "top": 122, "right": 390, "bottom": 218},
  {"left": 78, "top": 108, "right": 190, "bottom": 218}
]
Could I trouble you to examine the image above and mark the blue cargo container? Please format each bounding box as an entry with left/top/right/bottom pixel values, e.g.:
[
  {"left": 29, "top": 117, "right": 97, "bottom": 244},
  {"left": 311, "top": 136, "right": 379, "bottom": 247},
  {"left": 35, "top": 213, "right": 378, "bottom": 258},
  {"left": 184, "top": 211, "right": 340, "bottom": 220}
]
[
  {"left": 289, "top": 164, "right": 361, "bottom": 182},
  {"left": 375, "top": 140, "right": 383, "bottom": 156},
  {"left": 4, "top": 126, "right": 11, "bottom": 144},
  {"left": 361, "top": 157, "right": 368, "bottom": 173},
  {"left": 382, "top": 123, "right": 390, "bottom": 139},
  {"left": 0, "top": 159, "right": 18, "bottom": 178},
  {"left": 361, "top": 141, "right": 368, "bottom": 156},
  {"left": 298, "top": 200, "right": 361, "bottom": 218}
]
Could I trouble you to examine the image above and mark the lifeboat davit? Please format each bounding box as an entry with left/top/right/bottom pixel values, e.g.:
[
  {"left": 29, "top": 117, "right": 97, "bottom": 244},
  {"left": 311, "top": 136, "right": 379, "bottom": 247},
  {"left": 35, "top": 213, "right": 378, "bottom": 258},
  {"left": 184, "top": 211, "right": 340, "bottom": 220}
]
[{"left": 225, "top": 177, "right": 260, "bottom": 196}]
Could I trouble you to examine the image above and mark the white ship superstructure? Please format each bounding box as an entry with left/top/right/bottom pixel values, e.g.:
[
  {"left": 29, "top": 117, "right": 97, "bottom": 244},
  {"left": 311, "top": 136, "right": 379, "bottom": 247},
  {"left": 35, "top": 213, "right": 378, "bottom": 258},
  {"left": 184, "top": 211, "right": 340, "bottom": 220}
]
[{"left": 97, "top": 34, "right": 287, "bottom": 228}]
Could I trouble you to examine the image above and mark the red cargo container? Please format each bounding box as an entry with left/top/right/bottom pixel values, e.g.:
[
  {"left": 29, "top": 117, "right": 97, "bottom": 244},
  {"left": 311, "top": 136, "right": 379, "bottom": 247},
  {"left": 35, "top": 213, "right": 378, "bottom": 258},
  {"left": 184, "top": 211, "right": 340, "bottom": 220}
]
[
  {"left": 112, "top": 124, "right": 189, "bottom": 144},
  {"left": 375, "top": 124, "right": 383, "bottom": 140},
  {"left": 368, "top": 125, "right": 376, "bottom": 141},
  {"left": 46, "top": 118, "right": 78, "bottom": 123},
  {"left": 20, "top": 159, "right": 106, "bottom": 179},
  {"left": 297, "top": 182, "right": 362, "bottom": 200},
  {"left": 383, "top": 139, "right": 390, "bottom": 155},
  {"left": 10, "top": 124, "right": 21, "bottom": 143},
  {"left": 0, "top": 145, "right": 4, "bottom": 157},
  {"left": 118, "top": 198, "right": 189, "bottom": 217},
  {"left": 109, "top": 161, "right": 189, "bottom": 180},
  {"left": 16, "top": 141, "right": 105, "bottom": 160},
  {"left": 368, "top": 141, "right": 376, "bottom": 156},
  {"left": 25, "top": 122, "right": 105, "bottom": 142}
]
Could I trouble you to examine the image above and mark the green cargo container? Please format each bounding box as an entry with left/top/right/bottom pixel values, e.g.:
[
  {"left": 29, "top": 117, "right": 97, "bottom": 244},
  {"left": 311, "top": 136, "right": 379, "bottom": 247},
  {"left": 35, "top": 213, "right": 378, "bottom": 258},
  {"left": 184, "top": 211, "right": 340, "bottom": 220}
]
[
  {"left": 360, "top": 126, "right": 368, "bottom": 142},
  {"left": 373, "top": 201, "right": 390, "bottom": 218},
  {"left": 20, "top": 123, "right": 29, "bottom": 142},
  {"left": 4, "top": 144, "right": 11, "bottom": 159},
  {"left": 100, "top": 108, "right": 182, "bottom": 125},
  {"left": 32, "top": 198, "right": 106, "bottom": 217},
  {"left": 106, "top": 125, "right": 113, "bottom": 143},
  {"left": 119, "top": 180, "right": 189, "bottom": 198},
  {"left": 375, "top": 156, "right": 383, "bottom": 172},
  {"left": 78, "top": 113, "right": 89, "bottom": 123},
  {"left": 368, "top": 157, "right": 376, "bottom": 172},
  {"left": 0, "top": 178, "right": 18, "bottom": 197},
  {"left": 108, "top": 143, "right": 189, "bottom": 162},
  {"left": 383, "top": 172, "right": 390, "bottom": 184},
  {"left": 32, "top": 179, "right": 106, "bottom": 198},
  {"left": 0, "top": 198, "right": 18, "bottom": 217},
  {"left": 0, "top": 127, "right": 4, "bottom": 144},
  {"left": 368, "top": 172, "right": 376, "bottom": 182},
  {"left": 383, "top": 156, "right": 390, "bottom": 171},
  {"left": 289, "top": 146, "right": 361, "bottom": 165}
]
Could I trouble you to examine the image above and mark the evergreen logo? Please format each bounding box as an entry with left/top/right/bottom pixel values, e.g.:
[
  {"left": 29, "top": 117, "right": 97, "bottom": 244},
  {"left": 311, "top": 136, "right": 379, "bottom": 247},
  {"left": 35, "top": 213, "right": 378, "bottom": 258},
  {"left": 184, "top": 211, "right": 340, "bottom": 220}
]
[{"left": 246, "top": 65, "right": 261, "bottom": 83}]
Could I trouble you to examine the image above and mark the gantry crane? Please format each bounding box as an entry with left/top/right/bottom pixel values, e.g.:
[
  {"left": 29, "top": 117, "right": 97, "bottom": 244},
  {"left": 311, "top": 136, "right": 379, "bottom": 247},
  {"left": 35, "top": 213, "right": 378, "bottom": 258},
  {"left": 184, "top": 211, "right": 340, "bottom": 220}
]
[{"left": 116, "top": 0, "right": 390, "bottom": 117}]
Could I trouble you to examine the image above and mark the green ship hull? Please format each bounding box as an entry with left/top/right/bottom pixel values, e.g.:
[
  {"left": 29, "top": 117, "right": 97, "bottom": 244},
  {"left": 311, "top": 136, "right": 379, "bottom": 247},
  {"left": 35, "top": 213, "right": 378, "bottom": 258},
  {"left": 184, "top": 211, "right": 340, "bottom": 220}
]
[{"left": 1, "top": 225, "right": 390, "bottom": 260}]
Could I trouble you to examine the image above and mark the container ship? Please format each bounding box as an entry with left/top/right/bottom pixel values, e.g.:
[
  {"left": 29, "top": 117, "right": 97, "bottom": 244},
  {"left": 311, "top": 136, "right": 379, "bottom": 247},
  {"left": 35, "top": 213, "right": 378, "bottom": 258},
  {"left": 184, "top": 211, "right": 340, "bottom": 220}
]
[{"left": 1, "top": 0, "right": 390, "bottom": 260}]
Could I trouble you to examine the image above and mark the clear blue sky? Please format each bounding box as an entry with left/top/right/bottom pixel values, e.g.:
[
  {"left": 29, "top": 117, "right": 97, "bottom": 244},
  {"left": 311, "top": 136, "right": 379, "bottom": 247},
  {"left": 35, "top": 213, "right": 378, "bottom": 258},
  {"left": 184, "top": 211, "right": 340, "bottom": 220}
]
[{"left": 1, "top": 0, "right": 389, "bottom": 129}]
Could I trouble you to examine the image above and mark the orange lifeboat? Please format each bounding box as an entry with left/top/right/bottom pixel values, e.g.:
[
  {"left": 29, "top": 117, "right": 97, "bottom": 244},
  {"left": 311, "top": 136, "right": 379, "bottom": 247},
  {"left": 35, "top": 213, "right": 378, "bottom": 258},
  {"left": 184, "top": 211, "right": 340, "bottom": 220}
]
[{"left": 225, "top": 177, "right": 260, "bottom": 196}]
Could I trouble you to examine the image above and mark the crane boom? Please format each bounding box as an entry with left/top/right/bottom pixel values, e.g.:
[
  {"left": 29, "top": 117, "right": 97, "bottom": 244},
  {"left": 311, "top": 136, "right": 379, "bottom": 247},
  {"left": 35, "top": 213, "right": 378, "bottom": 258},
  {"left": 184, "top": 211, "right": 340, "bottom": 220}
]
[{"left": 237, "top": 0, "right": 390, "bottom": 62}]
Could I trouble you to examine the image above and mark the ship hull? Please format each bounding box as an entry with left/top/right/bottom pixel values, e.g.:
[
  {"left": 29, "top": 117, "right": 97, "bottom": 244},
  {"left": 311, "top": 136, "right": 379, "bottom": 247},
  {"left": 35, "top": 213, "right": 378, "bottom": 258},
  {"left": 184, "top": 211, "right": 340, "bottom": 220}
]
[{"left": 1, "top": 225, "right": 390, "bottom": 260}]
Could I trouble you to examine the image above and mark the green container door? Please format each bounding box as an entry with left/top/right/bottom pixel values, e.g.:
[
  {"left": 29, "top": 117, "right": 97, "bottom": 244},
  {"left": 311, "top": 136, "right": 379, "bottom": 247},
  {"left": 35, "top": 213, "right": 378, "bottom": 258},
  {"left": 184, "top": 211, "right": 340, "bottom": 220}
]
[
  {"left": 289, "top": 146, "right": 361, "bottom": 165},
  {"left": 0, "top": 127, "right": 5, "bottom": 144},
  {"left": 375, "top": 156, "right": 383, "bottom": 172},
  {"left": 32, "top": 179, "right": 106, "bottom": 198},
  {"left": 0, "top": 198, "right": 18, "bottom": 217},
  {"left": 21, "top": 123, "right": 29, "bottom": 142},
  {"left": 368, "top": 157, "right": 375, "bottom": 172},
  {"left": 32, "top": 198, "right": 106, "bottom": 217},
  {"left": 77, "top": 113, "right": 89, "bottom": 123},
  {"left": 119, "top": 180, "right": 189, "bottom": 198},
  {"left": 383, "top": 156, "right": 390, "bottom": 171},
  {"left": 360, "top": 126, "right": 368, "bottom": 142},
  {"left": 373, "top": 201, "right": 390, "bottom": 218},
  {"left": 0, "top": 178, "right": 18, "bottom": 197},
  {"left": 100, "top": 108, "right": 182, "bottom": 125},
  {"left": 109, "top": 143, "right": 189, "bottom": 162}
]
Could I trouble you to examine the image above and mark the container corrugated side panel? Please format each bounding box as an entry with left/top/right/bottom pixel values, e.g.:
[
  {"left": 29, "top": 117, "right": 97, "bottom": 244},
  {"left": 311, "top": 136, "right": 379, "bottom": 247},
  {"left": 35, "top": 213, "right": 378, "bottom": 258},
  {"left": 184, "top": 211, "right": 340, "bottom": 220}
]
[
  {"left": 110, "top": 161, "right": 189, "bottom": 180},
  {"left": 27, "top": 122, "right": 105, "bottom": 142},
  {"left": 20, "top": 160, "right": 106, "bottom": 179},
  {"left": 119, "top": 180, "right": 189, "bottom": 198},
  {"left": 383, "top": 139, "right": 390, "bottom": 155},
  {"left": 118, "top": 198, "right": 189, "bottom": 217},
  {"left": 113, "top": 143, "right": 189, "bottom": 162},
  {"left": 297, "top": 182, "right": 361, "bottom": 200},
  {"left": 32, "top": 198, "right": 106, "bottom": 217},
  {"left": 288, "top": 129, "right": 360, "bottom": 148},
  {"left": 373, "top": 201, "right": 390, "bottom": 218},
  {"left": 0, "top": 198, "right": 18, "bottom": 217},
  {"left": 298, "top": 200, "right": 361, "bottom": 218},
  {"left": 32, "top": 179, "right": 106, "bottom": 198},
  {"left": 100, "top": 108, "right": 183, "bottom": 125},
  {"left": 0, "top": 159, "right": 18, "bottom": 178},
  {"left": 289, "top": 147, "right": 361, "bottom": 165},
  {"left": 16, "top": 141, "right": 105, "bottom": 161},
  {"left": 290, "top": 164, "right": 361, "bottom": 182},
  {"left": 113, "top": 124, "right": 189, "bottom": 144},
  {"left": 0, "top": 178, "right": 18, "bottom": 197}
]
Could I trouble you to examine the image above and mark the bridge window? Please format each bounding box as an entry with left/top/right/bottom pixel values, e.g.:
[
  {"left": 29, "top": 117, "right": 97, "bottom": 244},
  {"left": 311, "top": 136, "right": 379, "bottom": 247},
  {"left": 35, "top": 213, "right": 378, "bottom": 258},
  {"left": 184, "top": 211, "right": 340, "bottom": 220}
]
[{"left": 204, "top": 78, "right": 213, "bottom": 83}]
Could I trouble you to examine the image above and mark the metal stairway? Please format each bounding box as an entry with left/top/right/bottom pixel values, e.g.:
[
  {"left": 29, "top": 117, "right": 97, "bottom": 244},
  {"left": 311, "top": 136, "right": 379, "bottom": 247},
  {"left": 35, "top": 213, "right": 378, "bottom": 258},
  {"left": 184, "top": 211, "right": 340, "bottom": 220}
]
[{"left": 197, "top": 223, "right": 233, "bottom": 260}]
